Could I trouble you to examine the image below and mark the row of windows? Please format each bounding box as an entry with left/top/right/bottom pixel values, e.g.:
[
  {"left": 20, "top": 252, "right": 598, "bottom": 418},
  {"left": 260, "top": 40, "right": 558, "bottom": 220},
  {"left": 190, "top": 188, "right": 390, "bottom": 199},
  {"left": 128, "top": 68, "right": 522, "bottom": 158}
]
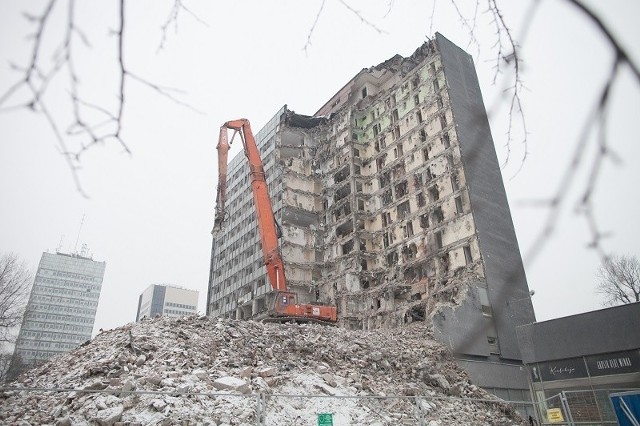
[
  {"left": 36, "top": 277, "right": 100, "bottom": 292},
  {"left": 34, "top": 285, "right": 99, "bottom": 300},
  {"left": 16, "top": 349, "right": 56, "bottom": 359},
  {"left": 25, "top": 312, "right": 95, "bottom": 324},
  {"left": 30, "top": 293, "right": 98, "bottom": 307},
  {"left": 44, "top": 269, "right": 101, "bottom": 282},
  {"left": 28, "top": 303, "right": 95, "bottom": 316},
  {"left": 17, "top": 339, "right": 79, "bottom": 351},
  {"left": 20, "top": 331, "right": 86, "bottom": 341},
  {"left": 165, "top": 309, "right": 195, "bottom": 316},
  {"left": 23, "top": 320, "right": 92, "bottom": 334},
  {"left": 165, "top": 302, "right": 196, "bottom": 310}
]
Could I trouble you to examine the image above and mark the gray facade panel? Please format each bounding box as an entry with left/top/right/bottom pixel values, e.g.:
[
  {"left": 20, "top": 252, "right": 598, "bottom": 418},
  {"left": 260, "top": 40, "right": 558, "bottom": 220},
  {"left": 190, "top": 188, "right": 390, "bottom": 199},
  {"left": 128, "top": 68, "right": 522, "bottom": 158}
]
[
  {"left": 150, "top": 285, "right": 166, "bottom": 317},
  {"left": 432, "top": 286, "right": 490, "bottom": 356},
  {"left": 516, "top": 302, "right": 640, "bottom": 364},
  {"left": 457, "top": 359, "right": 529, "bottom": 390},
  {"left": 436, "top": 33, "right": 534, "bottom": 360}
]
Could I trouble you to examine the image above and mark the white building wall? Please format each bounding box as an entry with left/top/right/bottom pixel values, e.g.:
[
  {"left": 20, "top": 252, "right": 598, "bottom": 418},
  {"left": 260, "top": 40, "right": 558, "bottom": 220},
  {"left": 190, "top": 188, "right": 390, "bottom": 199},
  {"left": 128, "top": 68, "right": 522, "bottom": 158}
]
[{"left": 13, "top": 252, "right": 106, "bottom": 367}]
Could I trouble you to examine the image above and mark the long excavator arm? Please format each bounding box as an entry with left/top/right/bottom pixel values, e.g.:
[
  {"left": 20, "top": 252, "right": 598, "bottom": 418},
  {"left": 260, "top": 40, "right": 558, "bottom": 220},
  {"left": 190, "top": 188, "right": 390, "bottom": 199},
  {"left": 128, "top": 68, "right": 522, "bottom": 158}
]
[{"left": 213, "top": 119, "right": 287, "bottom": 293}]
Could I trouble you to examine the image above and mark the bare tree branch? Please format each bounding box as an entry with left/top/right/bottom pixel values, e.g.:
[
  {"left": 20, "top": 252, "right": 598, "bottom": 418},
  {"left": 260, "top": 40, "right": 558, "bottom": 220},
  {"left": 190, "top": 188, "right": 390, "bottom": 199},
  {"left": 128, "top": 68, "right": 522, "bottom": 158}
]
[
  {"left": 0, "top": 253, "right": 32, "bottom": 345},
  {"left": 0, "top": 0, "right": 200, "bottom": 194},
  {"left": 303, "top": 0, "right": 386, "bottom": 54},
  {"left": 596, "top": 254, "right": 640, "bottom": 306}
]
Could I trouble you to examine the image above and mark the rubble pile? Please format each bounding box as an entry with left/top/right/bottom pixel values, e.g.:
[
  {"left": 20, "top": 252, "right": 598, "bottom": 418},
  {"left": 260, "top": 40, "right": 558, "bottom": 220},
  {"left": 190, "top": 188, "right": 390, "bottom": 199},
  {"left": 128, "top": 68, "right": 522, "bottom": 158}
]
[{"left": 1, "top": 316, "right": 524, "bottom": 425}]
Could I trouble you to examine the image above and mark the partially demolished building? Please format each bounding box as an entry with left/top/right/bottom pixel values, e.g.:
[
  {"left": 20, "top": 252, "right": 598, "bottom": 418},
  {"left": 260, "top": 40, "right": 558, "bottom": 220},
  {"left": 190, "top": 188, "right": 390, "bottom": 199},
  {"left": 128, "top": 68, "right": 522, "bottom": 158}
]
[{"left": 207, "top": 33, "right": 536, "bottom": 398}]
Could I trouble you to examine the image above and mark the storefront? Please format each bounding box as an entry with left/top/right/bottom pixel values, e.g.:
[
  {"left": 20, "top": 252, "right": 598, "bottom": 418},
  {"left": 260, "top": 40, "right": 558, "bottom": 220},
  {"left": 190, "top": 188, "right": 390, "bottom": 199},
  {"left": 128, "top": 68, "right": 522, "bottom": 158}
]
[{"left": 517, "top": 303, "right": 640, "bottom": 424}]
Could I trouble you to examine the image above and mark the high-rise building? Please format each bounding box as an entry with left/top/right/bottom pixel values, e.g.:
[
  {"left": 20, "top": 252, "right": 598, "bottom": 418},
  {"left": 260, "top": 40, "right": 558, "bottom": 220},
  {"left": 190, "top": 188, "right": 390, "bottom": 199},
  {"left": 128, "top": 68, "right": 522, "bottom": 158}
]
[
  {"left": 206, "top": 33, "right": 535, "bottom": 402},
  {"left": 12, "top": 251, "right": 105, "bottom": 371},
  {"left": 135, "top": 284, "right": 199, "bottom": 321}
]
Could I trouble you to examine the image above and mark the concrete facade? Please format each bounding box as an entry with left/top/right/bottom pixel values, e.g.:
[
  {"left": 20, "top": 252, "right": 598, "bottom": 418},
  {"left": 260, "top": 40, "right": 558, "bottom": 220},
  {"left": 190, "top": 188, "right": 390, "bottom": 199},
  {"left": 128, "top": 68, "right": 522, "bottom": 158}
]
[
  {"left": 207, "top": 34, "right": 535, "bottom": 395},
  {"left": 136, "top": 284, "right": 199, "bottom": 321},
  {"left": 12, "top": 251, "right": 105, "bottom": 368}
]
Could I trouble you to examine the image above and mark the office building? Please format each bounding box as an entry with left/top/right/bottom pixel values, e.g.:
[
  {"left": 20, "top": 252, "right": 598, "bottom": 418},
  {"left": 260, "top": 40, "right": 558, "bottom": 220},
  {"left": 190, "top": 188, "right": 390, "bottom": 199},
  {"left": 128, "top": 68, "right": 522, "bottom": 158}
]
[
  {"left": 206, "top": 33, "right": 535, "bottom": 399},
  {"left": 136, "top": 284, "right": 199, "bottom": 321},
  {"left": 12, "top": 251, "right": 105, "bottom": 371}
]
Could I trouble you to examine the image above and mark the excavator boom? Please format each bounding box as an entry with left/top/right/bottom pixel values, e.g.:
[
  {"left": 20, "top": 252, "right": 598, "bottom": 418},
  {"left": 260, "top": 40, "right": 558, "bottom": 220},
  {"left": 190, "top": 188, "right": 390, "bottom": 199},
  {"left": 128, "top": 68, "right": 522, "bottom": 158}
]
[{"left": 213, "top": 119, "right": 336, "bottom": 324}]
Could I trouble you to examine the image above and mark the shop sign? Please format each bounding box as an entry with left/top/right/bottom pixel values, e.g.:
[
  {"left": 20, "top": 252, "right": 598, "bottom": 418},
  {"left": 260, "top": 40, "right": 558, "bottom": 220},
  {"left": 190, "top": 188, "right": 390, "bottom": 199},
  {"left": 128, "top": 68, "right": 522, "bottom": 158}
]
[
  {"left": 586, "top": 350, "right": 640, "bottom": 377},
  {"left": 534, "top": 357, "right": 588, "bottom": 382}
]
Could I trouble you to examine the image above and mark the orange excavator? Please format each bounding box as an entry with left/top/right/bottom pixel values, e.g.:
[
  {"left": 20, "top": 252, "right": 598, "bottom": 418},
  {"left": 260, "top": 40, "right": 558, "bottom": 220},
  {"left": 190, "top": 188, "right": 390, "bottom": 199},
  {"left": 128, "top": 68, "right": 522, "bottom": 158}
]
[{"left": 213, "top": 119, "right": 337, "bottom": 324}]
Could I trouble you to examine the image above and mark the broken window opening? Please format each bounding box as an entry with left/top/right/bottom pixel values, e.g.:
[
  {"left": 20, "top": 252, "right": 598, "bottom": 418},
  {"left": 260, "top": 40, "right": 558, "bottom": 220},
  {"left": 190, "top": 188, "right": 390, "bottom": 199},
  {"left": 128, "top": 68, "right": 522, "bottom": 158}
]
[
  {"left": 393, "top": 126, "right": 401, "bottom": 141},
  {"left": 382, "top": 190, "right": 393, "bottom": 206},
  {"left": 392, "top": 163, "right": 406, "bottom": 180},
  {"left": 463, "top": 245, "right": 472, "bottom": 265},
  {"left": 395, "top": 181, "right": 408, "bottom": 199},
  {"left": 358, "top": 200, "right": 365, "bottom": 211},
  {"left": 414, "top": 94, "right": 420, "bottom": 107},
  {"left": 428, "top": 186, "right": 440, "bottom": 202},
  {"left": 373, "top": 123, "right": 381, "bottom": 137},
  {"left": 417, "top": 192, "right": 426, "bottom": 207},
  {"left": 451, "top": 173, "right": 459, "bottom": 191},
  {"left": 433, "top": 206, "right": 444, "bottom": 224},
  {"left": 406, "top": 305, "right": 426, "bottom": 322},
  {"left": 433, "top": 79, "right": 440, "bottom": 92},
  {"left": 341, "top": 239, "right": 354, "bottom": 255},
  {"left": 404, "top": 222, "right": 414, "bottom": 238},
  {"left": 442, "top": 133, "right": 451, "bottom": 148},
  {"left": 392, "top": 109, "right": 399, "bottom": 123},
  {"left": 416, "top": 111, "right": 423, "bottom": 124},
  {"left": 435, "top": 231, "right": 443, "bottom": 249},
  {"left": 361, "top": 86, "right": 368, "bottom": 99},
  {"left": 386, "top": 251, "right": 398, "bottom": 266},
  {"left": 420, "top": 214, "right": 429, "bottom": 229},
  {"left": 425, "top": 167, "right": 433, "bottom": 182},
  {"left": 455, "top": 196, "right": 463, "bottom": 214},
  {"left": 439, "top": 114, "right": 447, "bottom": 129},
  {"left": 397, "top": 200, "right": 411, "bottom": 219},
  {"left": 414, "top": 173, "right": 423, "bottom": 187},
  {"left": 383, "top": 233, "right": 390, "bottom": 248}
]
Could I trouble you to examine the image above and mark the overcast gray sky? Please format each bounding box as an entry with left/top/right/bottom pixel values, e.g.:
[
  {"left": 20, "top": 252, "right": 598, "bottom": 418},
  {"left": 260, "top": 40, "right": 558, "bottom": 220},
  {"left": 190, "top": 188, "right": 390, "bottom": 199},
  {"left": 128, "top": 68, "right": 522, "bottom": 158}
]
[{"left": 1, "top": 0, "right": 638, "bottom": 333}]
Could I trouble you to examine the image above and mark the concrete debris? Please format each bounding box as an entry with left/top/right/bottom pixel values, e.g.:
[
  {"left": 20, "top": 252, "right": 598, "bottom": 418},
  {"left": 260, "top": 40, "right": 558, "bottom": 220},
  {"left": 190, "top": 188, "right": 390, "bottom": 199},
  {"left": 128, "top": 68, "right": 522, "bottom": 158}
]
[{"left": 0, "top": 315, "right": 524, "bottom": 425}]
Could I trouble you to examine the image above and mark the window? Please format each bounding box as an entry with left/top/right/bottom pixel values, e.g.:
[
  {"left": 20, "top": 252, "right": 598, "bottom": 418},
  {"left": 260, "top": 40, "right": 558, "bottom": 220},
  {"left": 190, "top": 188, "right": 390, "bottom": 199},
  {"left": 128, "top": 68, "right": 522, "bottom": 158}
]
[
  {"left": 405, "top": 222, "right": 414, "bottom": 237},
  {"left": 416, "top": 110, "right": 423, "bottom": 123},
  {"left": 439, "top": 114, "right": 447, "bottom": 129},
  {"left": 361, "top": 86, "right": 368, "bottom": 98},
  {"left": 420, "top": 129, "right": 427, "bottom": 142},
  {"left": 455, "top": 196, "right": 463, "bottom": 214},
  {"left": 488, "top": 337, "right": 500, "bottom": 354},
  {"left": 442, "top": 132, "right": 451, "bottom": 148},
  {"left": 393, "top": 126, "right": 400, "bottom": 140},
  {"left": 414, "top": 94, "right": 420, "bottom": 107},
  {"left": 451, "top": 174, "right": 459, "bottom": 191},
  {"left": 428, "top": 186, "right": 439, "bottom": 202},
  {"left": 435, "top": 231, "right": 443, "bottom": 249},
  {"left": 392, "top": 109, "right": 399, "bottom": 123},
  {"left": 463, "top": 245, "right": 472, "bottom": 264}
]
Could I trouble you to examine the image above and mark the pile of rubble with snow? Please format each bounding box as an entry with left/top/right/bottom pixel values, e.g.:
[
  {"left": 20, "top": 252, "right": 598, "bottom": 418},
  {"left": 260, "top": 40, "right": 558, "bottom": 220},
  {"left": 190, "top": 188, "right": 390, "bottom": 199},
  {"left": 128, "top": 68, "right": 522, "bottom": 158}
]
[{"left": 0, "top": 316, "right": 524, "bottom": 425}]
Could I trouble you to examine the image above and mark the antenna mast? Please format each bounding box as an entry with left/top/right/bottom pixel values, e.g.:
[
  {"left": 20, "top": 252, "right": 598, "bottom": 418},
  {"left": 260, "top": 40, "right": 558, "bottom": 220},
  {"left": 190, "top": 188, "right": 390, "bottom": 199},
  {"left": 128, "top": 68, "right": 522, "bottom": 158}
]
[{"left": 74, "top": 214, "right": 85, "bottom": 254}]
